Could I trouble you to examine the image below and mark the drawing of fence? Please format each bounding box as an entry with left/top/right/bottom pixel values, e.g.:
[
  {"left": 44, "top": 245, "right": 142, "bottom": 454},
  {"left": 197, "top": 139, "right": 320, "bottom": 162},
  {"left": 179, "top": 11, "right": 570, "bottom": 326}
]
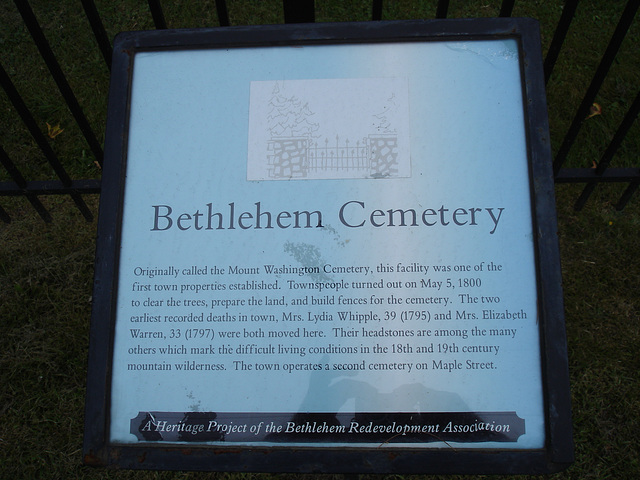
[{"left": 267, "top": 134, "right": 398, "bottom": 179}]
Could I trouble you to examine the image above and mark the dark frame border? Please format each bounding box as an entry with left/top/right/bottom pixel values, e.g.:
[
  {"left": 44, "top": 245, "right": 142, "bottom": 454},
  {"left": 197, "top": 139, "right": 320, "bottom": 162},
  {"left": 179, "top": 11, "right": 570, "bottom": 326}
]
[{"left": 83, "top": 18, "right": 573, "bottom": 474}]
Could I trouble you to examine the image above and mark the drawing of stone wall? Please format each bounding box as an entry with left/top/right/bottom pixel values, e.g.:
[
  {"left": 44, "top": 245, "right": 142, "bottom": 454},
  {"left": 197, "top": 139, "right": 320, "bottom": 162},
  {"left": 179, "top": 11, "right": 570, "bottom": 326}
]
[
  {"left": 267, "top": 137, "right": 309, "bottom": 178},
  {"left": 368, "top": 135, "right": 399, "bottom": 178}
]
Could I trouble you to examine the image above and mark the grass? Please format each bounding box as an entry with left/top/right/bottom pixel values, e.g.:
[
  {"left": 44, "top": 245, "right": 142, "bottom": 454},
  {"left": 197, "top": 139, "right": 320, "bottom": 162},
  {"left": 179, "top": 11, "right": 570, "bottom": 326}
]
[{"left": 1, "top": 1, "right": 639, "bottom": 479}]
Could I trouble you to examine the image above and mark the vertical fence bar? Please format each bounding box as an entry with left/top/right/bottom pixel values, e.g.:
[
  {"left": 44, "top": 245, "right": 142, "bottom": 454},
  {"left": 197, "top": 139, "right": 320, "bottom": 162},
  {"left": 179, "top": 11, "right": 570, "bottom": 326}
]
[
  {"left": 0, "top": 62, "right": 93, "bottom": 221},
  {"left": 147, "top": 0, "right": 168, "bottom": 29},
  {"left": 544, "top": 0, "right": 579, "bottom": 85},
  {"left": 283, "top": 0, "right": 315, "bottom": 23},
  {"left": 435, "top": 0, "right": 449, "bottom": 19},
  {"left": 81, "top": 0, "right": 112, "bottom": 70},
  {"left": 0, "top": 204, "right": 10, "bottom": 223},
  {"left": 0, "top": 145, "right": 52, "bottom": 222},
  {"left": 553, "top": 0, "right": 639, "bottom": 175},
  {"left": 372, "top": 0, "right": 383, "bottom": 21},
  {"left": 499, "top": 0, "right": 515, "bottom": 17},
  {"left": 13, "top": 0, "right": 104, "bottom": 167},
  {"left": 616, "top": 179, "right": 640, "bottom": 211},
  {"left": 574, "top": 90, "right": 640, "bottom": 210},
  {"left": 215, "top": 0, "right": 230, "bottom": 26},
  {"left": 594, "top": 90, "right": 640, "bottom": 177}
]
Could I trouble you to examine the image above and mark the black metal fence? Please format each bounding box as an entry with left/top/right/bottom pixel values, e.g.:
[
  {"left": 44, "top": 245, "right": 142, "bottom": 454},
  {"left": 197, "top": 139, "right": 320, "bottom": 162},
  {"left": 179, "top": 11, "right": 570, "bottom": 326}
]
[{"left": 1, "top": 0, "right": 638, "bottom": 223}]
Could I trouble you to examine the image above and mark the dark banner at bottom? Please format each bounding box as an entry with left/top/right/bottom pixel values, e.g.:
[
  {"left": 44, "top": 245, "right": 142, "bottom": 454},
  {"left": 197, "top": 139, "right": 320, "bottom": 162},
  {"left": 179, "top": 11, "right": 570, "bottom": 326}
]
[{"left": 130, "top": 411, "right": 525, "bottom": 444}]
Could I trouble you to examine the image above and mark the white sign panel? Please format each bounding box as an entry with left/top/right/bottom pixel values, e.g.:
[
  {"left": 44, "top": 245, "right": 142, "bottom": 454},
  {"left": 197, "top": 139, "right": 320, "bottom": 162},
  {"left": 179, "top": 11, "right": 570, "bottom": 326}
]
[{"left": 106, "top": 38, "right": 546, "bottom": 450}]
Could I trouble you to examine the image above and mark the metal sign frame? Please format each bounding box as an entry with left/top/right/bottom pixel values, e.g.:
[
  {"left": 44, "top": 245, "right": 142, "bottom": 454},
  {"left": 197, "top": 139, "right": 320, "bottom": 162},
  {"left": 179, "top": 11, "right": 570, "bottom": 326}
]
[{"left": 84, "top": 19, "right": 573, "bottom": 474}]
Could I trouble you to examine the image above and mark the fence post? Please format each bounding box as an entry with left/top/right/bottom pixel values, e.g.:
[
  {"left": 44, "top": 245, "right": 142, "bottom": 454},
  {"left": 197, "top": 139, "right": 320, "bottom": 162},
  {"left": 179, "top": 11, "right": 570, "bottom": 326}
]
[{"left": 283, "top": 0, "right": 315, "bottom": 23}]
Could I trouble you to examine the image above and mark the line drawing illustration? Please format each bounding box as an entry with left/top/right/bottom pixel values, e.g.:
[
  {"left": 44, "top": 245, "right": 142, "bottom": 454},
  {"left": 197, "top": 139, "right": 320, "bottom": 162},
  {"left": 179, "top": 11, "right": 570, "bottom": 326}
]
[{"left": 248, "top": 78, "right": 411, "bottom": 180}]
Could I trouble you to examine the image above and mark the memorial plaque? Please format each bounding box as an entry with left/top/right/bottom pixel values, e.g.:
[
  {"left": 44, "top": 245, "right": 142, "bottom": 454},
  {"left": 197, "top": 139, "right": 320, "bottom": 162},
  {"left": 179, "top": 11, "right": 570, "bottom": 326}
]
[{"left": 84, "top": 19, "right": 573, "bottom": 474}]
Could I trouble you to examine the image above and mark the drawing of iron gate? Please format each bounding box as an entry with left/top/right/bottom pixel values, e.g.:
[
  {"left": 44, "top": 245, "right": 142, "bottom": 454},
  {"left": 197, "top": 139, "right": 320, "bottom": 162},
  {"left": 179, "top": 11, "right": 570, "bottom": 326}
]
[{"left": 267, "top": 134, "right": 399, "bottom": 179}]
